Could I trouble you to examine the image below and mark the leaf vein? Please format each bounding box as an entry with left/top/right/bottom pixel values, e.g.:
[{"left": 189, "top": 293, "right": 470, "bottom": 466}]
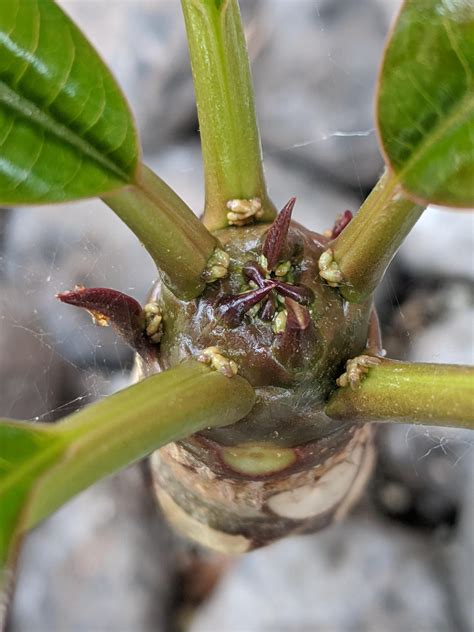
[{"left": 0, "top": 80, "right": 128, "bottom": 182}]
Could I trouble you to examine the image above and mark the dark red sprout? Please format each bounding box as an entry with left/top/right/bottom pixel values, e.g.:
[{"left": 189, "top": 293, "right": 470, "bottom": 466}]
[
  {"left": 57, "top": 286, "right": 155, "bottom": 360},
  {"left": 218, "top": 284, "right": 276, "bottom": 327},
  {"left": 330, "top": 210, "right": 353, "bottom": 239},
  {"left": 274, "top": 281, "right": 314, "bottom": 305},
  {"left": 242, "top": 261, "right": 267, "bottom": 288},
  {"left": 285, "top": 297, "right": 311, "bottom": 331},
  {"left": 262, "top": 197, "right": 296, "bottom": 269}
]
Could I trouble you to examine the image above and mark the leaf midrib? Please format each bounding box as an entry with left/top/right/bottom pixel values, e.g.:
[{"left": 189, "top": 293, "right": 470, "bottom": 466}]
[
  {"left": 399, "top": 92, "right": 474, "bottom": 176},
  {"left": 0, "top": 80, "right": 131, "bottom": 182},
  {"left": 387, "top": 78, "right": 474, "bottom": 186}
]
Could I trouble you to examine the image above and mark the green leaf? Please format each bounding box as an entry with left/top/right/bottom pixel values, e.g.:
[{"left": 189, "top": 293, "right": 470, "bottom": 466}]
[
  {"left": 0, "top": 0, "right": 139, "bottom": 204},
  {"left": 377, "top": 0, "right": 474, "bottom": 208}
]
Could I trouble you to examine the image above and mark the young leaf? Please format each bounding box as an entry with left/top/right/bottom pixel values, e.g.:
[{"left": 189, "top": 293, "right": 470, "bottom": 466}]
[
  {"left": 0, "top": 0, "right": 139, "bottom": 204},
  {"left": 56, "top": 286, "right": 158, "bottom": 361},
  {"left": 377, "top": 0, "right": 474, "bottom": 207},
  {"left": 262, "top": 198, "right": 296, "bottom": 270}
]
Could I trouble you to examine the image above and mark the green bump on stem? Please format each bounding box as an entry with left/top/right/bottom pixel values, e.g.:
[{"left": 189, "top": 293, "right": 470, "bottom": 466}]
[
  {"left": 25, "top": 360, "right": 256, "bottom": 529},
  {"left": 325, "top": 359, "right": 474, "bottom": 430},
  {"left": 222, "top": 444, "right": 296, "bottom": 476},
  {"left": 331, "top": 170, "right": 425, "bottom": 303},
  {"left": 103, "top": 164, "right": 218, "bottom": 300},
  {"left": 181, "top": 0, "right": 277, "bottom": 230}
]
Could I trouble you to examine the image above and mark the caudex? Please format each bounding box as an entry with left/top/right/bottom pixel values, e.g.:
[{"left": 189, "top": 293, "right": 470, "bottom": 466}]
[{"left": 0, "top": 0, "right": 473, "bottom": 615}]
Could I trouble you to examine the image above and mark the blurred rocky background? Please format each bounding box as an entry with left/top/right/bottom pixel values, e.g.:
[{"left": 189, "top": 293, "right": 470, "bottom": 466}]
[{"left": 2, "top": 0, "right": 473, "bottom": 630}]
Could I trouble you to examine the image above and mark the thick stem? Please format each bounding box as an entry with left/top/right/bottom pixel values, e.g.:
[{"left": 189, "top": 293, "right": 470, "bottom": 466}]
[
  {"left": 331, "top": 170, "right": 424, "bottom": 303},
  {"left": 325, "top": 359, "right": 474, "bottom": 430},
  {"left": 103, "top": 164, "right": 218, "bottom": 299},
  {"left": 24, "top": 360, "right": 255, "bottom": 529},
  {"left": 181, "top": 0, "right": 276, "bottom": 230}
]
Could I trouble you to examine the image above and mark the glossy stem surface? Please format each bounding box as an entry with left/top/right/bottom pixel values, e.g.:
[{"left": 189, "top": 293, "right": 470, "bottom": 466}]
[
  {"left": 325, "top": 359, "right": 474, "bottom": 429},
  {"left": 332, "top": 170, "right": 424, "bottom": 303},
  {"left": 181, "top": 0, "right": 276, "bottom": 229},
  {"left": 103, "top": 164, "right": 217, "bottom": 299},
  {"left": 26, "top": 360, "right": 255, "bottom": 528}
]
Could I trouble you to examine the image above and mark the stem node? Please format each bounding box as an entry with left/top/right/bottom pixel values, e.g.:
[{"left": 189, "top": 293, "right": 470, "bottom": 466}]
[{"left": 331, "top": 170, "right": 425, "bottom": 303}]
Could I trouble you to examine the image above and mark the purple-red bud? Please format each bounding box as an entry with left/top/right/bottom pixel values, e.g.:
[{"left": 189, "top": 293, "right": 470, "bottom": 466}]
[
  {"left": 274, "top": 281, "right": 314, "bottom": 306},
  {"left": 57, "top": 286, "right": 155, "bottom": 360},
  {"left": 260, "top": 294, "right": 277, "bottom": 321},
  {"left": 330, "top": 210, "right": 353, "bottom": 239},
  {"left": 262, "top": 197, "right": 296, "bottom": 270},
  {"left": 242, "top": 261, "right": 267, "bottom": 288},
  {"left": 218, "top": 284, "right": 275, "bottom": 327},
  {"left": 285, "top": 298, "right": 311, "bottom": 331}
]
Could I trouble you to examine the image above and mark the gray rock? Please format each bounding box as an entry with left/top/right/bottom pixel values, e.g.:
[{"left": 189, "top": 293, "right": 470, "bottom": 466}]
[
  {"left": 399, "top": 207, "right": 474, "bottom": 281},
  {"left": 374, "top": 279, "right": 474, "bottom": 626},
  {"left": 0, "top": 286, "right": 81, "bottom": 421},
  {"left": 190, "top": 508, "right": 453, "bottom": 632},
  {"left": 5, "top": 200, "right": 155, "bottom": 367},
  {"left": 148, "top": 140, "right": 361, "bottom": 234},
  {"left": 58, "top": 0, "right": 193, "bottom": 151},
  {"left": 11, "top": 466, "right": 177, "bottom": 632},
  {"left": 59, "top": 0, "right": 399, "bottom": 189},
  {"left": 374, "top": 423, "right": 472, "bottom": 530},
  {"left": 444, "top": 457, "right": 474, "bottom": 632},
  {"left": 58, "top": 1, "right": 262, "bottom": 155},
  {"left": 407, "top": 284, "right": 474, "bottom": 365},
  {"left": 254, "top": 0, "right": 398, "bottom": 189},
  {"left": 381, "top": 280, "right": 474, "bottom": 365}
]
